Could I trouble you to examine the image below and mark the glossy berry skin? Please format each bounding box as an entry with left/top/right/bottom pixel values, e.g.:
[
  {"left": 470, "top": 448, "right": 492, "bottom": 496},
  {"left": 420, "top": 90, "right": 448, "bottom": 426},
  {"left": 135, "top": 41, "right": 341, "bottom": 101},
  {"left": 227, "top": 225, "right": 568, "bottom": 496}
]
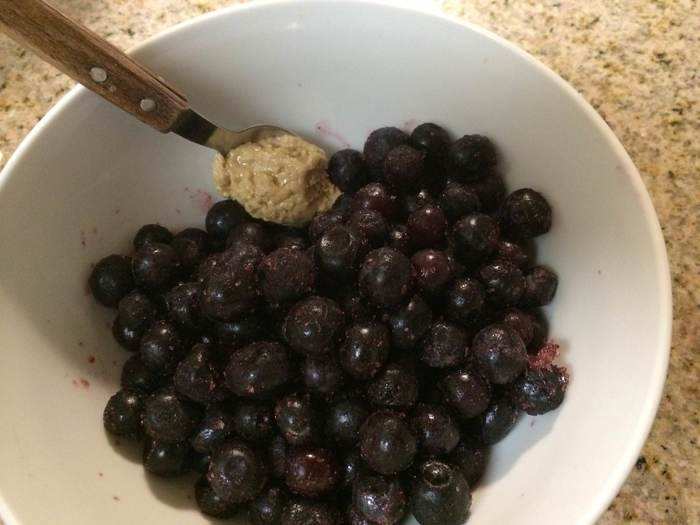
[
  {"left": 226, "top": 221, "right": 272, "bottom": 252},
  {"left": 445, "top": 277, "right": 485, "bottom": 325},
  {"left": 502, "top": 308, "right": 535, "bottom": 347},
  {"left": 401, "top": 189, "right": 435, "bottom": 219},
  {"left": 360, "top": 410, "right": 417, "bottom": 476},
  {"left": 259, "top": 247, "right": 316, "bottom": 306},
  {"left": 274, "top": 394, "right": 320, "bottom": 447},
  {"left": 411, "top": 122, "right": 450, "bottom": 168},
  {"left": 387, "top": 224, "right": 412, "bottom": 255},
  {"left": 329, "top": 149, "right": 368, "bottom": 193},
  {"left": 309, "top": 210, "right": 346, "bottom": 242},
  {"left": 112, "top": 316, "right": 143, "bottom": 351},
  {"left": 195, "top": 476, "right": 238, "bottom": 518},
  {"left": 353, "top": 473, "right": 407, "bottom": 525},
  {"left": 121, "top": 355, "right": 160, "bottom": 393},
  {"left": 103, "top": 389, "right": 143, "bottom": 438},
  {"left": 389, "top": 295, "right": 432, "bottom": 351},
  {"left": 143, "top": 439, "right": 190, "bottom": 477},
  {"left": 214, "top": 316, "right": 264, "bottom": 346},
  {"left": 316, "top": 224, "right": 366, "bottom": 278},
  {"left": 351, "top": 183, "right": 399, "bottom": 219},
  {"left": 139, "top": 320, "right": 182, "bottom": 375},
  {"left": 499, "top": 188, "right": 552, "bottom": 239},
  {"left": 224, "top": 342, "right": 292, "bottom": 398},
  {"left": 474, "top": 399, "right": 519, "bottom": 445},
  {"left": 281, "top": 499, "right": 339, "bottom": 525},
  {"left": 118, "top": 292, "right": 157, "bottom": 331},
  {"left": 421, "top": 322, "right": 468, "bottom": 369},
  {"left": 439, "top": 182, "right": 481, "bottom": 222},
  {"left": 133, "top": 224, "right": 173, "bottom": 250},
  {"left": 192, "top": 406, "right": 234, "bottom": 454},
  {"left": 207, "top": 440, "right": 267, "bottom": 503},
  {"left": 448, "top": 134, "right": 497, "bottom": 181},
  {"left": 383, "top": 145, "right": 425, "bottom": 192},
  {"left": 248, "top": 485, "right": 289, "bottom": 525},
  {"left": 410, "top": 460, "right": 471, "bottom": 525},
  {"left": 359, "top": 248, "right": 413, "bottom": 308},
  {"left": 285, "top": 447, "right": 339, "bottom": 498},
  {"left": 521, "top": 266, "right": 558, "bottom": 307},
  {"left": 205, "top": 199, "right": 250, "bottom": 242},
  {"left": 511, "top": 365, "right": 568, "bottom": 415},
  {"left": 165, "top": 282, "right": 203, "bottom": 331},
  {"left": 302, "top": 356, "right": 345, "bottom": 397},
  {"left": 479, "top": 260, "right": 525, "bottom": 308},
  {"left": 439, "top": 369, "right": 491, "bottom": 419},
  {"left": 410, "top": 404, "right": 460, "bottom": 456},
  {"left": 283, "top": 296, "right": 344, "bottom": 356},
  {"left": 132, "top": 242, "right": 180, "bottom": 290},
  {"left": 363, "top": 127, "right": 410, "bottom": 177},
  {"left": 143, "top": 388, "right": 198, "bottom": 443},
  {"left": 496, "top": 239, "right": 531, "bottom": 269},
  {"left": 450, "top": 213, "right": 500, "bottom": 266},
  {"left": 472, "top": 324, "right": 527, "bottom": 384},
  {"left": 89, "top": 254, "right": 134, "bottom": 307},
  {"left": 448, "top": 440, "right": 489, "bottom": 487},
  {"left": 232, "top": 401, "right": 275, "bottom": 442},
  {"left": 326, "top": 400, "right": 370, "bottom": 447},
  {"left": 172, "top": 234, "right": 208, "bottom": 274},
  {"left": 339, "top": 322, "right": 391, "bottom": 380},
  {"left": 340, "top": 450, "right": 364, "bottom": 493},
  {"left": 464, "top": 171, "right": 506, "bottom": 212},
  {"left": 407, "top": 205, "right": 448, "bottom": 249},
  {"left": 411, "top": 250, "right": 455, "bottom": 297},
  {"left": 349, "top": 209, "right": 388, "bottom": 248},
  {"left": 366, "top": 362, "right": 419, "bottom": 409},
  {"left": 174, "top": 344, "right": 220, "bottom": 404}
]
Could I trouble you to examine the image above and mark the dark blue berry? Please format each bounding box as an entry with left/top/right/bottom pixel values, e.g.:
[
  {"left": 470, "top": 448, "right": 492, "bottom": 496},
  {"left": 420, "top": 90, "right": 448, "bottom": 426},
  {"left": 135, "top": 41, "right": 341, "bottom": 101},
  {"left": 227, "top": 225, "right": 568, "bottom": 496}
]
[
  {"left": 133, "top": 224, "right": 173, "bottom": 250},
  {"left": 472, "top": 324, "right": 527, "bottom": 384},
  {"left": 328, "top": 149, "right": 368, "bottom": 193},
  {"left": 89, "top": 254, "right": 134, "bottom": 307}
]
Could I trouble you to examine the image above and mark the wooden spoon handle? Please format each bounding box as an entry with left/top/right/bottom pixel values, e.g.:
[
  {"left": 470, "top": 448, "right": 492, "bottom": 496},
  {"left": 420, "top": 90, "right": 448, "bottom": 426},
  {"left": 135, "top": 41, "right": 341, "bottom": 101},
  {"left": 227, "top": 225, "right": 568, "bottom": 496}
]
[{"left": 0, "top": 0, "right": 190, "bottom": 132}]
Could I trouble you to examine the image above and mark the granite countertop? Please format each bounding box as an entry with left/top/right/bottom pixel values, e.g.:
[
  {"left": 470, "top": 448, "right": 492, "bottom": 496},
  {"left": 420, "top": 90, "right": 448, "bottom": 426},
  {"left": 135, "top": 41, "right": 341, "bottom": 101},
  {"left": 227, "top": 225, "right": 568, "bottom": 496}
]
[{"left": 0, "top": 0, "right": 697, "bottom": 523}]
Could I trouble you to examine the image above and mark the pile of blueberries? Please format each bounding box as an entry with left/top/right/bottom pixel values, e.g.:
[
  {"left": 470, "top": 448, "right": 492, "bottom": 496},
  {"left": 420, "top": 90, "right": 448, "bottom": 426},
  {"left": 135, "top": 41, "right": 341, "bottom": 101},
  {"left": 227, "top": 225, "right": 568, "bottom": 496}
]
[{"left": 91, "top": 123, "right": 567, "bottom": 525}]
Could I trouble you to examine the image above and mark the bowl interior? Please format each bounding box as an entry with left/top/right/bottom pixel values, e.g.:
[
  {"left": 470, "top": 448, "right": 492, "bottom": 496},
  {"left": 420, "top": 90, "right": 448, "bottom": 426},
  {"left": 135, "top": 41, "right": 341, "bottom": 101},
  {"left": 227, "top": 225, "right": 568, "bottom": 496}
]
[{"left": 0, "top": 1, "right": 670, "bottom": 524}]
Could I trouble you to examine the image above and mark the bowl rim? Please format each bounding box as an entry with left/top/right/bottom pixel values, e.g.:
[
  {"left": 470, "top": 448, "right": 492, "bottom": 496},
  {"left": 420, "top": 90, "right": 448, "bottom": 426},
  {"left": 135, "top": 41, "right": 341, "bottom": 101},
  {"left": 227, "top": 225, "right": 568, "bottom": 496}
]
[{"left": 0, "top": 1, "right": 672, "bottom": 524}]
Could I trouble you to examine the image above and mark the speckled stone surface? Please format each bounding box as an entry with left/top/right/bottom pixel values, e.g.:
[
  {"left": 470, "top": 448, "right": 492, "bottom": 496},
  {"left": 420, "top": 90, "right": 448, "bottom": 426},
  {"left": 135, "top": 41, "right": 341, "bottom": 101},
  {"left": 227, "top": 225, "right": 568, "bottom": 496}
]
[{"left": 0, "top": 1, "right": 697, "bottom": 523}]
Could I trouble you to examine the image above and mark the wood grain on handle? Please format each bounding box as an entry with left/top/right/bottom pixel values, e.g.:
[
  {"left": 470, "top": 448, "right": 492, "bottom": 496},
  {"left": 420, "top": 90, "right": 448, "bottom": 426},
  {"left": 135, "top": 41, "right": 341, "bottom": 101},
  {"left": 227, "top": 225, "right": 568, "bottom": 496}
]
[{"left": 0, "top": 0, "right": 190, "bottom": 132}]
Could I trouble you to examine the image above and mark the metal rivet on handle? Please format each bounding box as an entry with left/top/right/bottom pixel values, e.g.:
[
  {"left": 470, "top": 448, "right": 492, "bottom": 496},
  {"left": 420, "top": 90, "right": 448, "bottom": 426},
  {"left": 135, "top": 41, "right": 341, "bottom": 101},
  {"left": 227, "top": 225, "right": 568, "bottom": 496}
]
[
  {"left": 139, "top": 98, "right": 156, "bottom": 112},
  {"left": 89, "top": 67, "right": 107, "bottom": 83}
]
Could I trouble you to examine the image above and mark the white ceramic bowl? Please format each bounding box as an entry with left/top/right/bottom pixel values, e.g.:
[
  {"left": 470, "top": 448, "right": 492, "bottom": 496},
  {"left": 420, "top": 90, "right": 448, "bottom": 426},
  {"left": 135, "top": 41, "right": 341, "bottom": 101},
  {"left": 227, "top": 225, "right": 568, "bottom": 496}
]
[{"left": 0, "top": 1, "right": 671, "bottom": 524}]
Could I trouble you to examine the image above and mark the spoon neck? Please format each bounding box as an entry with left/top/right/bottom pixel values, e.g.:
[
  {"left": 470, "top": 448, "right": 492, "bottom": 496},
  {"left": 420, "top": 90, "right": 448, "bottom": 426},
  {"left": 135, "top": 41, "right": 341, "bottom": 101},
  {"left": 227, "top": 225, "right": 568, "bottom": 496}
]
[{"left": 172, "top": 110, "right": 218, "bottom": 148}]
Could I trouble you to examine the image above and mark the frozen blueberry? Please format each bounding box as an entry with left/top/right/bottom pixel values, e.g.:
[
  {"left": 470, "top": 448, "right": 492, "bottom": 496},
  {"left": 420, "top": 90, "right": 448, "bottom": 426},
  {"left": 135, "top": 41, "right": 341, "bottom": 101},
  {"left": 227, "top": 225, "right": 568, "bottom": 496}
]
[
  {"left": 464, "top": 171, "right": 506, "bottom": 212},
  {"left": 316, "top": 224, "right": 367, "bottom": 279},
  {"left": 89, "top": 254, "right": 134, "bottom": 307},
  {"left": 274, "top": 394, "right": 321, "bottom": 447},
  {"left": 281, "top": 499, "right": 339, "bottom": 525},
  {"left": 339, "top": 322, "right": 391, "bottom": 380},
  {"left": 248, "top": 485, "right": 288, "bottom": 525},
  {"left": 227, "top": 221, "right": 272, "bottom": 252},
  {"left": 407, "top": 205, "right": 448, "bottom": 249},
  {"left": 511, "top": 365, "right": 568, "bottom": 415},
  {"left": 121, "top": 355, "right": 161, "bottom": 393},
  {"left": 329, "top": 149, "right": 368, "bottom": 193},
  {"left": 174, "top": 344, "right": 220, "bottom": 404},
  {"left": 410, "top": 404, "right": 460, "bottom": 456},
  {"left": 309, "top": 210, "right": 346, "bottom": 242},
  {"left": 165, "top": 282, "right": 203, "bottom": 331},
  {"left": 501, "top": 308, "right": 535, "bottom": 347},
  {"left": 360, "top": 410, "right": 417, "bottom": 475},
  {"left": 351, "top": 183, "right": 399, "bottom": 219},
  {"left": 224, "top": 342, "right": 292, "bottom": 398},
  {"left": 143, "top": 388, "right": 199, "bottom": 443},
  {"left": 118, "top": 292, "right": 157, "bottom": 331},
  {"left": 448, "top": 134, "right": 497, "bottom": 181},
  {"left": 479, "top": 260, "right": 525, "bottom": 308},
  {"left": 268, "top": 434, "right": 288, "bottom": 480},
  {"left": 499, "top": 188, "right": 552, "bottom": 239},
  {"left": 340, "top": 450, "right": 364, "bottom": 492},
  {"left": 389, "top": 295, "right": 432, "bottom": 351},
  {"left": 448, "top": 440, "right": 489, "bottom": 487},
  {"left": 172, "top": 229, "right": 209, "bottom": 273},
  {"left": 303, "top": 356, "right": 345, "bottom": 397},
  {"left": 439, "top": 182, "right": 481, "bottom": 222},
  {"left": 401, "top": 189, "right": 435, "bottom": 219},
  {"left": 359, "top": 248, "right": 413, "bottom": 308},
  {"left": 521, "top": 266, "right": 558, "bottom": 307},
  {"left": 411, "top": 122, "right": 450, "bottom": 169},
  {"left": 132, "top": 242, "right": 180, "bottom": 290},
  {"left": 421, "top": 322, "right": 468, "bottom": 369},
  {"left": 283, "top": 296, "right": 344, "bottom": 356},
  {"left": 326, "top": 400, "right": 370, "bottom": 447},
  {"left": 191, "top": 451, "right": 211, "bottom": 474},
  {"left": 353, "top": 473, "right": 407, "bottom": 525},
  {"left": 411, "top": 250, "right": 455, "bottom": 297},
  {"left": 387, "top": 224, "right": 412, "bottom": 255},
  {"left": 207, "top": 440, "right": 267, "bottom": 503},
  {"left": 103, "top": 389, "right": 143, "bottom": 437},
  {"left": 384, "top": 145, "right": 426, "bottom": 192},
  {"left": 349, "top": 209, "right": 388, "bottom": 248},
  {"left": 139, "top": 320, "right": 182, "bottom": 374},
  {"left": 206, "top": 199, "right": 249, "bottom": 242},
  {"left": 259, "top": 247, "right": 316, "bottom": 306},
  {"left": 143, "top": 439, "right": 190, "bottom": 477},
  {"left": 273, "top": 228, "right": 308, "bottom": 251},
  {"left": 450, "top": 213, "right": 500, "bottom": 266},
  {"left": 445, "top": 277, "right": 485, "bottom": 325},
  {"left": 214, "top": 316, "right": 264, "bottom": 346},
  {"left": 439, "top": 369, "right": 491, "bottom": 419},
  {"left": 363, "top": 127, "right": 409, "bottom": 177},
  {"left": 112, "top": 315, "right": 144, "bottom": 351},
  {"left": 472, "top": 324, "right": 527, "bottom": 384},
  {"left": 232, "top": 401, "right": 275, "bottom": 442},
  {"left": 496, "top": 239, "right": 532, "bottom": 269},
  {"left": 473, "top": 399, "right": 519, "bottom": 445},
  {"left": 366, "top": 362, "right": 419, "bottom": 409},
  {"left": 410, "top": 460, "right": 471, "bottom": 525},
  {"left": 192, "top": 405, "right": 235, "bottom": 454},
  {"left": 133, "top": 224, "right": 173, "bottom": 250},
  {"left": 285, "top": 447, "right": 339, "bottom": 498},
  {"left": 195, "top": 476, "right": 238, "bottom": 518}
]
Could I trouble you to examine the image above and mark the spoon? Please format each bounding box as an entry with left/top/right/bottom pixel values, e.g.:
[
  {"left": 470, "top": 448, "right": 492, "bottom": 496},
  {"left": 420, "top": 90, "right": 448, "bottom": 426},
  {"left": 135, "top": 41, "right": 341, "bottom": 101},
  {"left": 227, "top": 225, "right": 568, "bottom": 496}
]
[{"left": 0, "top": 0, "right": 291, "bottom": 155}]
